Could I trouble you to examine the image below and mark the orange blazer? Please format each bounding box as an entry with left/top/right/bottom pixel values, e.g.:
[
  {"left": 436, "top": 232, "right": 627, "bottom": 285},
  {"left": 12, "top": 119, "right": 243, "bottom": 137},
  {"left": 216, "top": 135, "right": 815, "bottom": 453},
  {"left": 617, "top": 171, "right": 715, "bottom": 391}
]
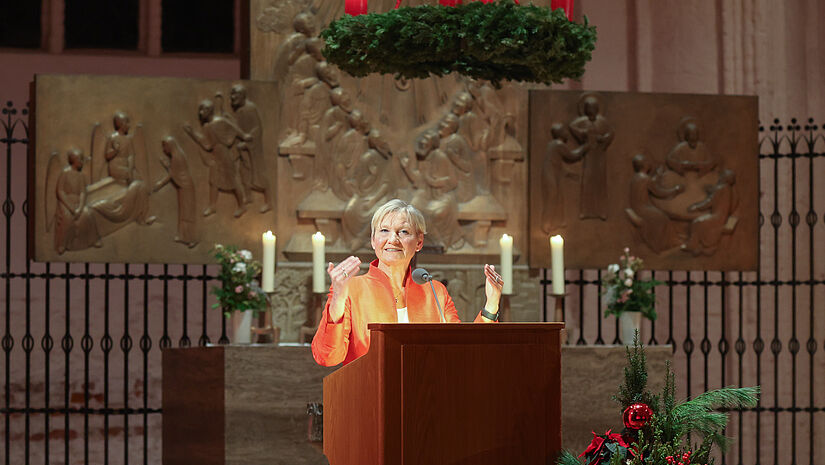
[{"left": 311, "top": 260, "right": 489, "bottom": 366}]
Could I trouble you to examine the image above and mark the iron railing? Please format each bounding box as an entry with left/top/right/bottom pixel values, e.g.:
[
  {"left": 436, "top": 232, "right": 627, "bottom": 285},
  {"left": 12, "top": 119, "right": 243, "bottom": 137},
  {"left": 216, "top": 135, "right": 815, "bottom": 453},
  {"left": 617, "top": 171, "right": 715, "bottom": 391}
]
[{"left": 3, "top": 100, "right": 824, "bottom": 464}]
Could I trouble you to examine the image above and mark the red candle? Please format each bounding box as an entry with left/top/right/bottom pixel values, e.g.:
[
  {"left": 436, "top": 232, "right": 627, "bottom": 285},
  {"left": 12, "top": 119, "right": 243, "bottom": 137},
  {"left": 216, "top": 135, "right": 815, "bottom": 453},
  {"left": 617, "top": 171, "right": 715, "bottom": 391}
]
[
  {"left": 346, "top": 0, "right": 368, "bottom": 15},
  {"left": 551, "top": 0, "right": 573, "bottom": 20}
]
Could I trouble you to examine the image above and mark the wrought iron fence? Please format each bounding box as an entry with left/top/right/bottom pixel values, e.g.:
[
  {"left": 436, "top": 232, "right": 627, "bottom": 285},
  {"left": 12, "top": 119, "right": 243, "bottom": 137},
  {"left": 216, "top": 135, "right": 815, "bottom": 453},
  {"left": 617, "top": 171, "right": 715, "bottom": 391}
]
[{"left": 2, "top": 99, "right": 824, "bottom": 464}]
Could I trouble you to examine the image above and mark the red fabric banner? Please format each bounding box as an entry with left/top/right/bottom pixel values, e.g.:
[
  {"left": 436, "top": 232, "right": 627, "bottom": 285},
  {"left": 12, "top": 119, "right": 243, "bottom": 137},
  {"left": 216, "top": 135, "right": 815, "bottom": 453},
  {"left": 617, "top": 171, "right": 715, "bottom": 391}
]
[
  {"left": 346, "top": 0, "right": 368, "bottom": 15},
  {"left": 551, "top": 0, "right": 573, "bottom": 20}
]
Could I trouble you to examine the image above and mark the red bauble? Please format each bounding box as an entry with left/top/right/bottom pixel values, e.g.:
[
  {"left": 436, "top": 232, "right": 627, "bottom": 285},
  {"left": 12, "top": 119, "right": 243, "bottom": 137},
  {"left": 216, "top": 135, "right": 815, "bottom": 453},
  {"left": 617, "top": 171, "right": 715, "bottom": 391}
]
[{"left": 623, "top": 403, "right": 653, "bottom": 429}]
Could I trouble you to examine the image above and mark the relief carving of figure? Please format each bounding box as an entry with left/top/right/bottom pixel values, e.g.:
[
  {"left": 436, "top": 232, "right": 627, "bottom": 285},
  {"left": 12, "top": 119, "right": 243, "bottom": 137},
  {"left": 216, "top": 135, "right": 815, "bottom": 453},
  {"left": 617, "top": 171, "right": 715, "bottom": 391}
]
[
  {"left": 666, "top": 118, "right": 718, "bottom": 177},
  {"left": 316, "top": 87, "right": 353, "bottom": 191},
  {"left": 49, "top": 149, "right": 101, "bottom": 254},
  {"left": 569, "top": 92, "right": 614, "bottom": 220},
  {"left": 625, "top": 154, "right": 684, "bottom": 253},
  {"left": 682, "top": 169, "right": 738, "bottom": 256},
  {"left": 452, "top": 91, "right": 489, "bottom": 194},
  {"left": 273, "top": 12, "right": 318, "bottom": 83},
  {"left": 95, "top": 111, "right": 156, "bottom": 226},
  {"left": 104, "top": 111, "right": 140, "bottom": 184},
  {"left": 278, "top": 30, "right": 328, "bottom": 151},
  {"left": 541, "top": 123, "right": 580, "bottom": 233},
  {"left": 154, "top": 136, "right": 199, "bottom": 248},
  {"left": 329, "top": 109, "right": 370, "bottom": 200},
  {"left": 403, "top": 130, "right": 463, "bottom": 250},
  {"left": 341, "top": 130, "right": 393, "bottom": 251},
  {"left": 183, "top": 98, "right": 251, "bottom": 218},
  {"left": 438, "top": 113, "right": 474, "bottom": 203},
  {"left": 229, "top": 83, "right": 273, "bottom": 213}
]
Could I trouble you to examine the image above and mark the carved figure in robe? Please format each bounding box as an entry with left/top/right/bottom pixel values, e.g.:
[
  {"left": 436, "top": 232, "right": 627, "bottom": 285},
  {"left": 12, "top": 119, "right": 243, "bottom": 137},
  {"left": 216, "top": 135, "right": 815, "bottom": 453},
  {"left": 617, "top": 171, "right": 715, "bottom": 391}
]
[
  {"left": 569, "top": 93, "right": 614, "bottom": 220},
  {"left": 183, "top": 98, "right": 251, "bottom": 218},
  {"left": 682, "top": 169, "right": 738, "bottom": 256},
  {"left": 316, "top": 87, "right": 353, "bottom": 190},
  {"left": 154, "top": 136, "right": 198, "bottom": 248},
  {"left": 95, "top": 111, "right": 156, "bottom": 226},
  {"left": 279, "top": 37, "right": 328, "bottom": 150},
  {"left": 104, "top": 111, "right": 141, "bottom": 184},
  {"left": 403, "top": 130, "right": 462, "bottom": 250},
  {"left": 50, "top": 149, "right": 101, "bottom": 254},
  {"left": 229, "top": 83, "right": 272, "bottom": 213},
  {"left": 272, "top": 12, "right": 318, "bottom": 83},
  {"left": 438, "top": 114, "right": 474, "bottom": 203},
  {"left": 541, "top": 124, "right": 580, "bottom": 233},
  {"left": 452, "top": 91, "right": 489, "bottom": 194},
  {"left": 341, "top": 130, "right": 393, "bottom": 251},
  {"left": 666, "top": 118, "right": 718, "bottom": 177},
  {"left": 467, "top": 80, "right": 506, "bottom": 149},
  {"left": 329, "top": 109, "right": 370, "bottom": 200},
  {"left": 625, "top": 154, "right": 685, "bottom": 253}
]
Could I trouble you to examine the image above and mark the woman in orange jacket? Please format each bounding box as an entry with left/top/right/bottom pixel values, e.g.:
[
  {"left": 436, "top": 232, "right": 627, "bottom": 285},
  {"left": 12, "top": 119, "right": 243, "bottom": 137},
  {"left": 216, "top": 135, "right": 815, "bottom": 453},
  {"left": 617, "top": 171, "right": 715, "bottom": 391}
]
[{"left": 311, "top": 199, "right": 504, "bottom": 366}]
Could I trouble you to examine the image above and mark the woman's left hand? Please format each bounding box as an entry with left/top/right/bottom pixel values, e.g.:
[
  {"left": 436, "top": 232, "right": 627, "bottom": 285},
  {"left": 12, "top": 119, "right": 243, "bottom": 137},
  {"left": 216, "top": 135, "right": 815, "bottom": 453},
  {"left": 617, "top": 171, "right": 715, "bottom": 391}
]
[{"left": 483, "top": 264, "right": 504, "bottom": 312}]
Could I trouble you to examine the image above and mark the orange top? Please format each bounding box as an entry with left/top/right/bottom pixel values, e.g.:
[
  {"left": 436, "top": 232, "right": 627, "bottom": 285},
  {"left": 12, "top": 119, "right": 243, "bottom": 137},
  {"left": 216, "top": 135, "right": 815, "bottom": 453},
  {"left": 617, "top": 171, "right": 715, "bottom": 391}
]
[{"left": 311, "top": 260, "right": 489, "bottom": 366}]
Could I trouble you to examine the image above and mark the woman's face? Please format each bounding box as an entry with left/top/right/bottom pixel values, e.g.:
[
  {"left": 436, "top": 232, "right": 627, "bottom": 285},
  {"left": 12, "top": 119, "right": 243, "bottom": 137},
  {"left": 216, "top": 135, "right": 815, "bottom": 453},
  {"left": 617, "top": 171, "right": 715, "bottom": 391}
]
[{"left": 371, "top": 211, "right": 423, "bottom": 268}]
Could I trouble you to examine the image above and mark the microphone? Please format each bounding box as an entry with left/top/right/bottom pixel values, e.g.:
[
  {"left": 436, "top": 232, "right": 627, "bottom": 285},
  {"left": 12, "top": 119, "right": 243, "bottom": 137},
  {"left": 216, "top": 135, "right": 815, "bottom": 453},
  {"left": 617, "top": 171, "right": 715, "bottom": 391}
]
[{"left": 411, "top": 268, "right": 445, "bottom": 322}]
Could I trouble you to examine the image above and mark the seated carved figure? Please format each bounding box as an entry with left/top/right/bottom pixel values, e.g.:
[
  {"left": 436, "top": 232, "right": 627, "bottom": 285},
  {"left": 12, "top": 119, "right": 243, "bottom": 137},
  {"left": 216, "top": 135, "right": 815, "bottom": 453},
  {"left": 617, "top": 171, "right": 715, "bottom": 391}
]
[
  {"left": 341, "top": 130, "right": 393, "bottom": 251},
  {"left": 666, "top": 118, "right": 718, "bottom": 177},
  {"left": 53, "top": 149, "right": 101, "bottom": 254},
  {"left": 625, "top": 154, "right": 684, "bottom": 253},
  {"left": 682, "top": 169, "right": 738, "bottom": 256},
  {"left": 403, "top": 130, "right": 463, "bottom": 251}
]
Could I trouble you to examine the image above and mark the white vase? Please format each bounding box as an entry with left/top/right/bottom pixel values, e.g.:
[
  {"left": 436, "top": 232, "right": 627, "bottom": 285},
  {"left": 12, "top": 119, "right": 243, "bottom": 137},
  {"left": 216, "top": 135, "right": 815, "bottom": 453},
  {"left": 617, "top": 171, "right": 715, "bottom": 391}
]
[
  {"left": 619, "top": 311, "right": 642, "bottom": 345},
  {"left": 231, "top": 310, "right": 254, "bottom": 344}
]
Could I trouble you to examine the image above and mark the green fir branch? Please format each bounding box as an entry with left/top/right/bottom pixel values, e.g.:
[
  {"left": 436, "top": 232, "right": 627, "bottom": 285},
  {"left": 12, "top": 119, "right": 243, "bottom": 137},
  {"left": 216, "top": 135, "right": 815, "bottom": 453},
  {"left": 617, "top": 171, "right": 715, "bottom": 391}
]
[
  {"left": 321, "top": 0, "right": 597, "bottom": 87},
  {"left": 556, "top": 450, "right": 584, "bottom": 465}
]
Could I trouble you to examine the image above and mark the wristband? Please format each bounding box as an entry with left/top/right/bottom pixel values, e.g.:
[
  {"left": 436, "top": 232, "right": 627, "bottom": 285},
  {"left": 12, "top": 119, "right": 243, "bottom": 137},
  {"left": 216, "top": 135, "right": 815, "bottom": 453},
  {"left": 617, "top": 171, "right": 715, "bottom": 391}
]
[{"left": 481, "top": 307, "right": 499, "bottom": 321}]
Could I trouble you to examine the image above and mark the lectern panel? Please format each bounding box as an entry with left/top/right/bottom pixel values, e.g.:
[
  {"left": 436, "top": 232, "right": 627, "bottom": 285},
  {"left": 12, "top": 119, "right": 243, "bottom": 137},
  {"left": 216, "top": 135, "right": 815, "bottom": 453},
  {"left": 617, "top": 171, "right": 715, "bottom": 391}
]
[{"left": 401, "top": 343, "right": 554, "bottom": 465}]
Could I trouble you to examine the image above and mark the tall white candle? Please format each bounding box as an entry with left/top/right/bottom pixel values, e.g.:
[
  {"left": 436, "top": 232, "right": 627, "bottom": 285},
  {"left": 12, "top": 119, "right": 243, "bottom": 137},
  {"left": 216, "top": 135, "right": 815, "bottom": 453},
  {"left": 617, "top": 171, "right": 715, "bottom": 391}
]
[
  {"left": 262, "top": 231, "right": 276, "bottom": 292},
  {"left": 312, "top": 232, "right": 326, "bottom": 293},
  {"left": 499, "top": 234, "right": 513, "bottom": 295},
  {"left": 550, "top": 235, "right": 565, "bottom": 295}
]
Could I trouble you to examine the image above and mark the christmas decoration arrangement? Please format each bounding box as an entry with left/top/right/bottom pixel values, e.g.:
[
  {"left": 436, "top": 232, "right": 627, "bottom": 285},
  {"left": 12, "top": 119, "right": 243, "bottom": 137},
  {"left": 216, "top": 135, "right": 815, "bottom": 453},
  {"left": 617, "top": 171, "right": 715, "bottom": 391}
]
[
  {"left": 602, "top": 248, "right": 661, "bottom": 321},
  {"left": 321, "top": 0, "right": 597, "bottom": 87},
  {"left": 558, "top": 334, "right": 759, "bottom": 465}
]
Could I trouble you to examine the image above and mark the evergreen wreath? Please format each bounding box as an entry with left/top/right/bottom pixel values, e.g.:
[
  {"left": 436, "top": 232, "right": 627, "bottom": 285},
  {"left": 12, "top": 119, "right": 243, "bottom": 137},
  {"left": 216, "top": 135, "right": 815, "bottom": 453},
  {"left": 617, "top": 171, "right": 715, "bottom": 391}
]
[{"left": 320, "top": 0, "right": 598, "bottom": 87}]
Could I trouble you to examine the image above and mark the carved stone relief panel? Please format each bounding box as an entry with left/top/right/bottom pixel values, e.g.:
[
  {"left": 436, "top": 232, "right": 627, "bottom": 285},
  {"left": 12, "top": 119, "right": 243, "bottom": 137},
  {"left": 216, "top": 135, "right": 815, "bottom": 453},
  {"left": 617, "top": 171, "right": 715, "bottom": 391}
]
[
  {"left": 528, "top": 90, "right": 759, "bottom": 271},
  {"left": 30, "top": 75, "right": 280, "bottom": 263},
  {"left": 250, "top": 0, "right": 542, "bottom": 265}
]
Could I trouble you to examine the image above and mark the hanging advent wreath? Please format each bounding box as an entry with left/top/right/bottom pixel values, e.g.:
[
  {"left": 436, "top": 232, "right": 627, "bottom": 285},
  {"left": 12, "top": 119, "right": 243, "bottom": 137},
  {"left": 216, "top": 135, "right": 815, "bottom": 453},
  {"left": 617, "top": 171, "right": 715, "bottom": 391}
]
[{"left": 321, "top": 0, "right": 597, "bottom": 87}]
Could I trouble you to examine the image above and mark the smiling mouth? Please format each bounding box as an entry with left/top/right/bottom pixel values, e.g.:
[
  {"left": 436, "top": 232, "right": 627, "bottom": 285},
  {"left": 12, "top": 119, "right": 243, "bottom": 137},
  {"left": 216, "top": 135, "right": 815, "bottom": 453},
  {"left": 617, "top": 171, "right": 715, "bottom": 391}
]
[{"left": 385, "top": 248, "right": 403, "bottom": 252}]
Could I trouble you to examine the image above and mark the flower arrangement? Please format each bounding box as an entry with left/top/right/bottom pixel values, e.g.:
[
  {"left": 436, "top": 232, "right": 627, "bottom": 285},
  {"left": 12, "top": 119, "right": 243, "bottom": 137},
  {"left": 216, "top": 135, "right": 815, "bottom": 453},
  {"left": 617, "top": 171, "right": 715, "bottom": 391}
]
[
  {"left": 602, "top": 248, "right": 661, "bottom": 321},
  {"left": 559, "top": 335, "right": 760, "bottom": 465},
  {"left": 211, "top": 244, "right": 268, "bottom": 317}
]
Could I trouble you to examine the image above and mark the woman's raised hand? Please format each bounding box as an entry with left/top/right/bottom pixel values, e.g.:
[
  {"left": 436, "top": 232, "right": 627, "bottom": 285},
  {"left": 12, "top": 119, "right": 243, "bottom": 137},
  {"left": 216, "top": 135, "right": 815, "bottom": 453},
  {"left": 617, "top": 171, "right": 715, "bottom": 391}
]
[
  {"left": 326, "top": 256, "right": 362, "bottom": 323},
  {"left": 483, "top": 264, "right": 504, "bottom": 314},
  {"left": 328, "top": 256, "right": 362, "bottom": 294}
]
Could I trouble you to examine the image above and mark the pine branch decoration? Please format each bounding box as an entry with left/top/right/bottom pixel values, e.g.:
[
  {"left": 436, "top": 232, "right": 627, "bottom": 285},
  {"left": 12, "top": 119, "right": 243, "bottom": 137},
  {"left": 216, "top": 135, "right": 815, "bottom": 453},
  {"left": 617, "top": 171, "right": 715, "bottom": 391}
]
[
  {"left": 614, "top": 331, "right": 656, "bottom": 411},
  {"left": 321, "top": 0, "right": 597, "bottom": 87}
]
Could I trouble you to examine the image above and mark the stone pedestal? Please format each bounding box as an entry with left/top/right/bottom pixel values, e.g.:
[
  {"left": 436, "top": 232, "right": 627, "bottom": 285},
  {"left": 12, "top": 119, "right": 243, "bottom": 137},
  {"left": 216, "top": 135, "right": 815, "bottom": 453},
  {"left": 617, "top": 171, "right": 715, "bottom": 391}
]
[{"left": 162, "top": 345, "right": 334, "bottom": 465}]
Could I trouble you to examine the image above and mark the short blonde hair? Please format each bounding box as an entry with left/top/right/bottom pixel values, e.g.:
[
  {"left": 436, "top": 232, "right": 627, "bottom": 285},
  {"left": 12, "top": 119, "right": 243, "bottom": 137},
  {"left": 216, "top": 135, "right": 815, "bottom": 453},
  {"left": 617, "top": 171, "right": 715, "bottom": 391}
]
[{"left": 370, "top": 199, "right": 427, "bottom": 237}]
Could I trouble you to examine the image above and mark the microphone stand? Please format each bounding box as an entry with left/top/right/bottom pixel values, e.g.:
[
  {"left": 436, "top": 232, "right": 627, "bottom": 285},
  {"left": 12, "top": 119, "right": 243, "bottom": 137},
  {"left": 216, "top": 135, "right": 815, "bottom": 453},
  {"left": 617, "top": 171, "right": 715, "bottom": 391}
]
[{"left": 429, "top": 280, "right": 446, "bottom": 322}]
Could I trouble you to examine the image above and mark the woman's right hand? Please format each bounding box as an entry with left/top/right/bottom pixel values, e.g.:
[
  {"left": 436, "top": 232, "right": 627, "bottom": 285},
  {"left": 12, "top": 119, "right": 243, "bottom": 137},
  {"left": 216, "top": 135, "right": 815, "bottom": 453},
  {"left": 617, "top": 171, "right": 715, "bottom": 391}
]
[{"left": 327, "top": 256, "right": 362, "bottom": 323}]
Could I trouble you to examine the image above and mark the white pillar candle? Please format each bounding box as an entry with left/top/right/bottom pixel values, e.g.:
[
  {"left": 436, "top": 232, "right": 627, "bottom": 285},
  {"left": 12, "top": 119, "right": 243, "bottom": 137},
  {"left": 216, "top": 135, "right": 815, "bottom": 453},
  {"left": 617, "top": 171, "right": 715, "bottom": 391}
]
[
  {"left": 499, "top": 234, "right": 513, "bottom": 295},
  {"left": 312, "top": 232, "right": 326, "bottom": 293},
  {"left": 262, "top": 231, "right": 276, "bottom": 292},
  {"left": 550, "top": 235, "right": 565, "bottom": 295}
]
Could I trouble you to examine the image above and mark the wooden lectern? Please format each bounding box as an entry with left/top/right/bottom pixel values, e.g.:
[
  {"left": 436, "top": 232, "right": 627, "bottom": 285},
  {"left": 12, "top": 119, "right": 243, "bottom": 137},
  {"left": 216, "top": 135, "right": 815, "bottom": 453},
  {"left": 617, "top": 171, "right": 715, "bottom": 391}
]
[{"left": 323, "top": 322, "right": 564, "bottom": 465}]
